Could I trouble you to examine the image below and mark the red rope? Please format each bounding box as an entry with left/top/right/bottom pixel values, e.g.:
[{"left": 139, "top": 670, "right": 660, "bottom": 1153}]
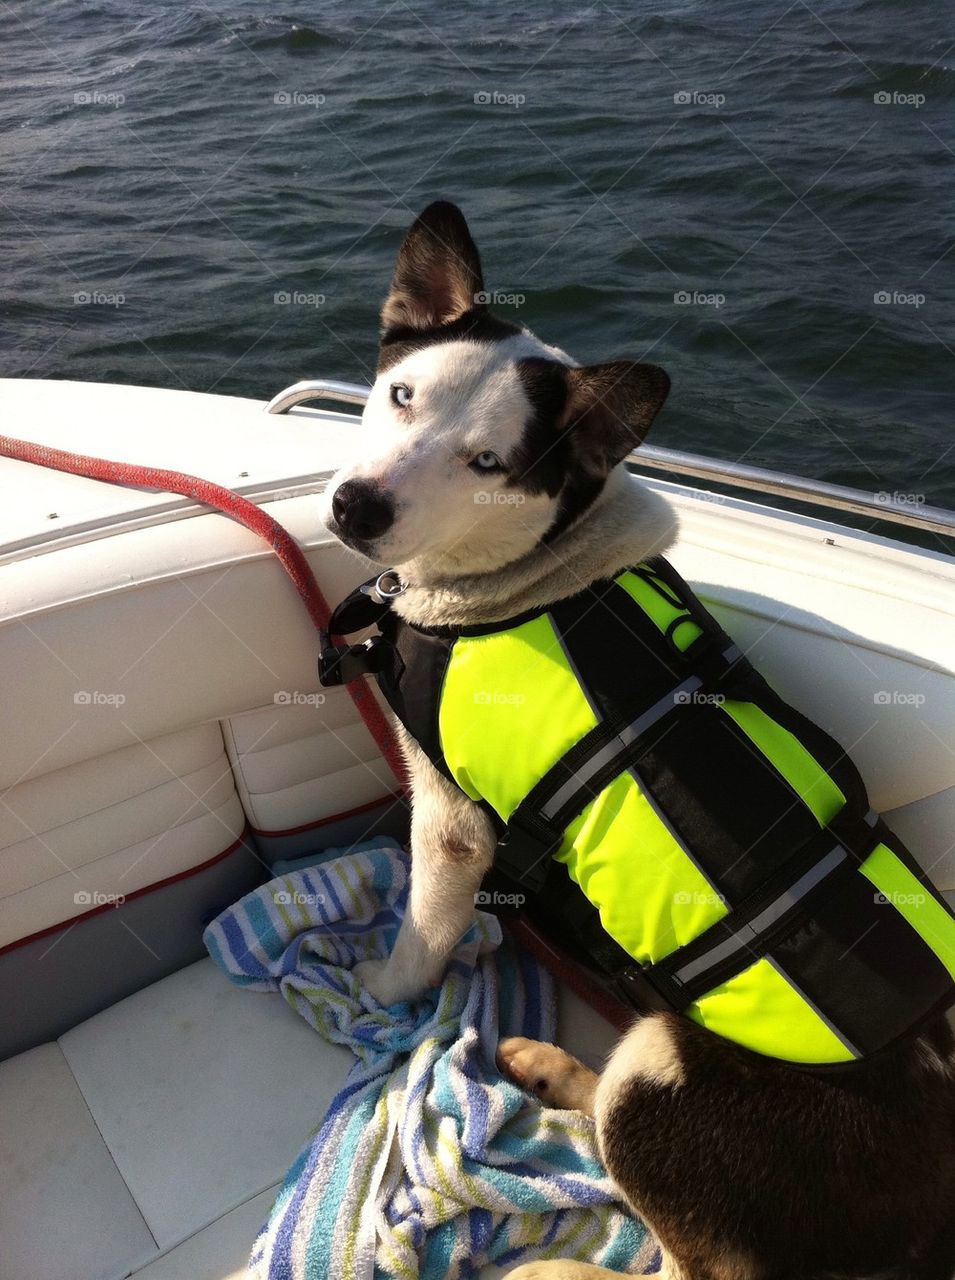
[{"left": 0, "top": 433, "right": 407, "bottom": 789}]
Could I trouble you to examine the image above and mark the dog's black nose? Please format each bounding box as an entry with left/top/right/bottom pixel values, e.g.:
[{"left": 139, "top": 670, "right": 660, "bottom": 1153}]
[{"left": 331, "top": 479, "right": 395, "bottom": 542}]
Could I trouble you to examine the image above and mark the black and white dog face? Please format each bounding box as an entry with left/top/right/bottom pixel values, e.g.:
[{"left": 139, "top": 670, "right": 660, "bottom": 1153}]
[{"left": 322, "top": 201, "right": 670, "bottom": 576}]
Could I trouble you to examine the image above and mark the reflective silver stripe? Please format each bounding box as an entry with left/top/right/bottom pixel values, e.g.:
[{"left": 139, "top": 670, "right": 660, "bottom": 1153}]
[
  {"left": 540, "top": 675, "right": 703, "bottom": 821},
  {"left": 672, "top": 845, "right": 848, "bottom": 986}
]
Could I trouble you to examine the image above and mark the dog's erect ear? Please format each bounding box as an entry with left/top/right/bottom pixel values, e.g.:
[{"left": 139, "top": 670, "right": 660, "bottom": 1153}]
[
  {"left": 563, "top": 361, "right": 670, "bottom": 471},
  {"left": 380, "top": 201, "right": 485, "bottom": 333}
]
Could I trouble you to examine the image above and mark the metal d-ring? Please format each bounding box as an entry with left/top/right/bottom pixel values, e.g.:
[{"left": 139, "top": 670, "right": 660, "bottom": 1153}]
[{"left": 375, "top": 570, "right": 407, "bottom": 599}]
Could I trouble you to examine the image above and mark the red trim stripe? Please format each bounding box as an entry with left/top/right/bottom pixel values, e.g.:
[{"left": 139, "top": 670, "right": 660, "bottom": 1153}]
[
  {"left": 249, "top": 792, "right": 405, "bottom": 839},
  {"left": 0, "top": 832, "right": 250, "bottom": 958}
]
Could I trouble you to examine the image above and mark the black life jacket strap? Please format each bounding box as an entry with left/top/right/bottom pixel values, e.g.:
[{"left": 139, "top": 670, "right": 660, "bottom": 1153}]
[
  {"left": 496, "top": 675, "right": 699, "bottom": 891},
  {"left": 553, "top": 807, "right": 882, "bottom": 1020},
  {"left": 638, "top": 812, "right": 880, "bottom": 1008},
  {"left": 497, "top": 649, "right": 751, "bottom": 892},
  {"left": 641, "top": 556, "right": 768, "bottom": 701},
  {"left": 318, "top": 574, "right": 396, "bottom": 687}
]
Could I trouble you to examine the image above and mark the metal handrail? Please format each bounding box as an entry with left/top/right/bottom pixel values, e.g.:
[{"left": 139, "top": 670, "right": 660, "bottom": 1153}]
[
  {"left": 629, "top": 446, "right": 955, "bottom": 538},
  {"left": 265, "top": 379, "right": 372, "bottom": 415},
  {"left": 266, "top": 379, "right": 955, "bottom": 538}
]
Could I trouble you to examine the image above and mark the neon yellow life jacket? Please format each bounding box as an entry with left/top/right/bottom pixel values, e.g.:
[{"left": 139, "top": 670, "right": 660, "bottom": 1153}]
[{"left": 322, "top": 557, "right": 955, "bottom": 1066}]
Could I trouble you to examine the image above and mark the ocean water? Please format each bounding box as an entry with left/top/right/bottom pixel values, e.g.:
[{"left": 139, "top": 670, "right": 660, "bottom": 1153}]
[{"left": 1, "top": 1, "right": 953, "bottom": 512}]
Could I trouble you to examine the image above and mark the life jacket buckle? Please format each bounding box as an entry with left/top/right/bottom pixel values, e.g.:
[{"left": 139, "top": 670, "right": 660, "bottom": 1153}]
[
  {"left": 682, "top": 633, "right": 758, "bottom": 699},
  {"left": 616, "top": 963, "right": 689, "bottom": 1015},
  {"left": 318, "top": 633, "right": 389, "bottom": 687},
  {"left": 496, "top": 814, "right": 558, "bottom": 893}
]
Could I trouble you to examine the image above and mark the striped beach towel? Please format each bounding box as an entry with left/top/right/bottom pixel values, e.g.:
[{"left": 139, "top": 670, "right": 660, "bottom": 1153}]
[{"left": 204, "top": 842, "right": 656, "bottom": 1279}]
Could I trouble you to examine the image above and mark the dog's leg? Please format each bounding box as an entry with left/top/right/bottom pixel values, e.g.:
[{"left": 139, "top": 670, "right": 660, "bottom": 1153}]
[
  {"left": 497, "top": 1037, "right": 599, "bottom": 1115},
  {"left": 499, "top": 1021, "right": 695, "bottom": 1279},
  {"left": 355, "top": 729, "right": 497, "bottom": 1005},
  {"left": 497, "top": 1013, "right": 686, "bottom": 1116}
]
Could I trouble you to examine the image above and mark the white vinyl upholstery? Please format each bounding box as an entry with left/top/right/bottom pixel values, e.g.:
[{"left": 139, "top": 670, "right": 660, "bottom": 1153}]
[
  {"left": 222, "top": 694, "right": 395, "bottom": 836},
  {"left": 0, "top": 506, "right": 381, "bottom": 793},
  {"left": 126, "top": 1187, "right": 279, "bottom": 1280},
  {"left": 0, "top": 956, "right": 616, "bottom": 1280},
  {"left": 0, "top": 724, "right": 246, "bottom": 949},
  {"left": 59, "top": 958, "right": 352, "bottom": 1251},
  {"left": 0, "top": 1044, "right": 156, "bottom": 1280}
]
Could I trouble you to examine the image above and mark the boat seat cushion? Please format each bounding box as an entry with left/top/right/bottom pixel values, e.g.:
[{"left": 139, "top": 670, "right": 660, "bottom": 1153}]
[
  {"left": 0, "top": 958, "right": 353, "bottom": 1280},
  {"left": 0, "top": 946, "right": 617, "bottom": 1280},
  {"left": 58, "top": 958, "right": 353, "bottom": 1252},
  {"left": 0, "top": 1043, "right": 157, "bottom": 1280}
]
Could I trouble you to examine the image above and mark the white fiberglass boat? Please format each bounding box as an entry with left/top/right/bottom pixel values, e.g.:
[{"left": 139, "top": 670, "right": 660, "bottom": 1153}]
[{"left": 0, "top": 376, "right": 953, "bottom": 1280}]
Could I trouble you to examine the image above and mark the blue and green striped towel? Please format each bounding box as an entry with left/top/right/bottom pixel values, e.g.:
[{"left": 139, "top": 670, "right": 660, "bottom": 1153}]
[{"left": 204, "top": 843, "right": 656, "bottom": 1279}]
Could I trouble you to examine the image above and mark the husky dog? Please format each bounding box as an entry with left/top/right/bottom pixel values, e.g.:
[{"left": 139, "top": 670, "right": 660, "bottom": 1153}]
[{"left": 321, "top": 202, "right": 955, "bottom": 1280}]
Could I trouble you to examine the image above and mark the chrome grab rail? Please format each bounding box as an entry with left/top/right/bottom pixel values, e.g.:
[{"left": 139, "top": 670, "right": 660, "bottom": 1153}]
[
  {"left": 266, "top": 379, "right": 955, "bottom": 538},
  {"left": 265, "top": 379, "right": 372, "bottom": 415},
  {"left": 629, "top": 446, "right": 955, "bottom": 538}
]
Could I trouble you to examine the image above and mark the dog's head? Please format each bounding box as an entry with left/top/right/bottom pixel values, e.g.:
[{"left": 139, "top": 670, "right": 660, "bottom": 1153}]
[{"left": 322, "top": 201, "right": 670, "bottom": 576}]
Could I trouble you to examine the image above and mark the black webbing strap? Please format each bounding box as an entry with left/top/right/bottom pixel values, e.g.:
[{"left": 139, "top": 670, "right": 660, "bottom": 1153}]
[
  {"left": 623, "top": 807, "right": 882, "bottom": 1012},
  {"left": 640, "top": 556, "right": 767, "bottom": 701},
  {"left": 496, "top": 671, "right": 706, "bottom": 890},
  {"left": 318, "top": 574, "right": 396, "bottom": 687},
  {"left": 495, "top": 566, "right": 769, "bottom": 891},
  {"left": 497, "top": 656, "right": 754, "bottom": 891}
]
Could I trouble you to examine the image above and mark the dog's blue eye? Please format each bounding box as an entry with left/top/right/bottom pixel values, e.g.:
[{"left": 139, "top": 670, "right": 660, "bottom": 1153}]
[
  {"left": 471, "top": 451, "right": 503, "bottom": 472},
  {"left": 390, "top": 384, "right": 413, "bottom": 407}
]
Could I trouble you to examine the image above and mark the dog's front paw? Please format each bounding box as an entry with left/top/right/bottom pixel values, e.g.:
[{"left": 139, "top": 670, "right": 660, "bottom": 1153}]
[
  {"left": 353, "top": 957, "right": 426, "bottom": 1006},
  {"left": 497, "top": 1037, "right": 598, "bottom": 1115}
]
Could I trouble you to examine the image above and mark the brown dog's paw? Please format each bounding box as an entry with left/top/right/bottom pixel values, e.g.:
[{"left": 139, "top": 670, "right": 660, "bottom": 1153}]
[{"left": 497, "top": 1036, "right": 598, "bottom": 1115}]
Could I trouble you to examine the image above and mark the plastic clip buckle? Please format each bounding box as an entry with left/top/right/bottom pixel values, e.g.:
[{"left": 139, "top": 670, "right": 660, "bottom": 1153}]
[
  {"left": 495, "top": 815, "right": 559, "bottom": 894},
  {"left": 615, "top": 963, "right": 687, "bottom": 1015},
  {"left": 318, "top": 633, "right": 387, "bottom": 687}
]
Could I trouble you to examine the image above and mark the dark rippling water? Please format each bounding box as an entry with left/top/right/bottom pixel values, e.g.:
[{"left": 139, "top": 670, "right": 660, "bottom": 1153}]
[{"left": 1, "top": 1, "right": 953, "bottom": 509}]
